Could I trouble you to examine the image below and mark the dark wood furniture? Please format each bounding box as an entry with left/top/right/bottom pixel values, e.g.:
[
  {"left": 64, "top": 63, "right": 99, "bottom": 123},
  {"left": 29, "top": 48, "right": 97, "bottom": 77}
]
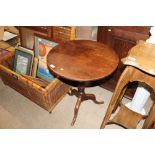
[
  {"left": 97, "top": 26, "right": 151, "bottom": 98},
  {"left": 100, "top": 41, "right": 155, "bottom": 129},
  {"left": 19, "top": 26, "right": 76, "bottom": 50},
  {"left": 19, "top": 26, "right": 51, "bottom": 49},
  {"left": 47, "top": 40, "right": 119, "bottom": 125}
]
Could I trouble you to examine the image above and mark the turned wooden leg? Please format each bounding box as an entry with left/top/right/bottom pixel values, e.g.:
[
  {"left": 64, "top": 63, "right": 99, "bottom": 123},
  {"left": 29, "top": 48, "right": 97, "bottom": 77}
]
[
  {"left": 100, "top": 85, "right": 126, "bottom": 128},
  {"left": 70, "top": 86, "right": 104, "bottom": 126},
  {"left": 71, "top": 87, "right": 84, "bottom": 126},
  {"left": 71, "top": 95, "right": 82, "bottom": 126},
  {"left": 143, "top": 103, "right": 155, "bottom": 129},
  {"left": 112, "top": 85, "right": 127, "bottom": 113},
  {"left": 68, "top": 88, "right": 79, "bottom": 97},
  {"left": 100, "top": 67, "right": 131, "bottom": 129},
  {"left": 83, "top": 94, "right": 104, "bottom": 104}
]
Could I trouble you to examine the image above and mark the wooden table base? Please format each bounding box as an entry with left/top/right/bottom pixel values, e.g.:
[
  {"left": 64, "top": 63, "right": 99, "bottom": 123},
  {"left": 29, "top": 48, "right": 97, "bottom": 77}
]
[{"left": 68, "top": 87, "right": 104, "bottom": 126}]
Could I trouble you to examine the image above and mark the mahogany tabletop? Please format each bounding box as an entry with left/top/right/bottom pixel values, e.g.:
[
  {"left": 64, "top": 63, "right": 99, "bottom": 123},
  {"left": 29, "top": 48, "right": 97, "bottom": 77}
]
[{"left": 47, "top": 40, "right": 119, "bottom": 82}]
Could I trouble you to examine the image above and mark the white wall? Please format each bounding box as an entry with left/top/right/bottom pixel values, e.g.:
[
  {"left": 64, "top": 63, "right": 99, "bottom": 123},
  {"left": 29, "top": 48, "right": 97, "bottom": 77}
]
[{"left": 75, "top": 26, "right": 98, "bottom": 41}]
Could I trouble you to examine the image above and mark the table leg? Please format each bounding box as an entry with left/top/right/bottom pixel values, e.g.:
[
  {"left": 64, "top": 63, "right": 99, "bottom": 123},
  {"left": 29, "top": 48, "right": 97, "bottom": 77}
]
[
  {"left": 143, "top": 103, "right": 155, "bottom": 129},
  {"left": 70, "top": 87, "right": 104, "bottom": 126},
  {"left": 68, "top": 87, "right": 79, "bottom": 97},
  {"left": 83, "top": 94, "right": 104, "bottom": 104},
  {"left": 71, "top": 95, "right": 82, "bottom": 126}
]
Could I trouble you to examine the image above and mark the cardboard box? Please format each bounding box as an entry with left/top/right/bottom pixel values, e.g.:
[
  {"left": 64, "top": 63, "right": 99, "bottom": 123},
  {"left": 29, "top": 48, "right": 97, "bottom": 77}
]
[{"left": 0, "top": 26, "right": 4, "bottom": 41}]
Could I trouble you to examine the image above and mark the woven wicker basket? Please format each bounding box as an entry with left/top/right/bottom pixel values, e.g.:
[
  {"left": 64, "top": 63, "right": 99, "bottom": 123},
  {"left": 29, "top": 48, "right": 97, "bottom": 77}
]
[
  {"left": 0, "top": 26, "right": 76, "bottom": 112},
  {"left": 52, "top": 26, "right": 76, "bottom": 42},
  {"left": 0, "top": 47, "right": 70, "bottom": 113},
  {"left": 0, "top": 63, "right": 70, "bottom": 112}
]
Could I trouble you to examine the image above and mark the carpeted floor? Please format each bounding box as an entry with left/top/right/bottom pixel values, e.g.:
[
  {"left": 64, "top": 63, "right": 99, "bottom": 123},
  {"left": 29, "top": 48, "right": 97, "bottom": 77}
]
[{"left": 0, "top": 78, "right": 153, "bottom": 129}]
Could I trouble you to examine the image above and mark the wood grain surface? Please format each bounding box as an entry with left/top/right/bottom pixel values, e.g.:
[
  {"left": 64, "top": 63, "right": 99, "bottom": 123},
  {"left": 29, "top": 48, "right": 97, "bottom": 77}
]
[{"left": 47, "top": 40, "right": 119, "bottom": 82}]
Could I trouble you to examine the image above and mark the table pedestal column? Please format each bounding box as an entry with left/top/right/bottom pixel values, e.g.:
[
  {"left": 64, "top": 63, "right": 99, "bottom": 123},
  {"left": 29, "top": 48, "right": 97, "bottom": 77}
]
[{"left": 68, "top": 87, "right": 104, "bottom": 126}]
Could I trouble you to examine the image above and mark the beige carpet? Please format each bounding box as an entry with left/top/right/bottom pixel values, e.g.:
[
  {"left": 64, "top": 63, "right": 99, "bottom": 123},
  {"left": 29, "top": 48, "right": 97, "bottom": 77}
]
[{"left": 0, "top": 78, "right": 153, "bottom": 129}]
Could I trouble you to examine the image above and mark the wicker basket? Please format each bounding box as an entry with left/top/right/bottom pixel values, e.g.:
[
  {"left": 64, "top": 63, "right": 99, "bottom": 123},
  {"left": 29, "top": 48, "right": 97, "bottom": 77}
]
[
  {"left": 0, "top": 26, "right": 76, "bottom": 112},
  {"left": 0, "top": 56, "right": 70, "bottom": 113},
  {"left": 52, "top": 26, "right": 76, "bottom": 42}
]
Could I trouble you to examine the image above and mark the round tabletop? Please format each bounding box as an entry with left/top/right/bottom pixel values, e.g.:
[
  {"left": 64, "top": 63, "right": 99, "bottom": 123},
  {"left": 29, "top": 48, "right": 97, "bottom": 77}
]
[{"left": 47, "top": 40, "right": 119, "bottom": 82}]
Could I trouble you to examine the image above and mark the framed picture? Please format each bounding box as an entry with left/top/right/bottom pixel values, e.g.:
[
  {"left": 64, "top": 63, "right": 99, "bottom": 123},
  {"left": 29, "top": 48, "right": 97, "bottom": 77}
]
[
  {"left": 0, "top": 49, "right": 9, "bottom": 57},
  {"left": 31, "top": 57, "right": 38, "bottom": 78},
  {"left": 0, "top": 48, "right": 15, "bottom": 63},
  {"left": 0, "top": 49, "right": 10, "bottom": 63},
  {"left": 13, "top": 47, "right": 34, "bottom": 75},
  {"left": 34, "top": 34, "right": 61, "bottom": 82}
]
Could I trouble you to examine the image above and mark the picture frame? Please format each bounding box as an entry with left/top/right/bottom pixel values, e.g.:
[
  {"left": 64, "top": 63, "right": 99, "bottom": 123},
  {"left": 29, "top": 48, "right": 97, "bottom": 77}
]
[
  {"left": 0, "top": 48, "right": 14, "bottom": 63},
  {"left": 34, "top": 33, "right": 61, "bottom": 82},
  {"left": 31, "top": 57, "right": 38, "bottom": 77},
  {"left": 13, "top": 47, "right": 34, "bottom": 75}
]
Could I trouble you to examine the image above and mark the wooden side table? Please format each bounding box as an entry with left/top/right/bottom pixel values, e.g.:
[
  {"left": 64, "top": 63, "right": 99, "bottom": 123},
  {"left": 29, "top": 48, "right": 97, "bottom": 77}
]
[
  {"left": 100, "top": 41, "right": 155, "bottom": 129},
  {"left": 47, "top": 40, "right": 119, "bottom": 125}
]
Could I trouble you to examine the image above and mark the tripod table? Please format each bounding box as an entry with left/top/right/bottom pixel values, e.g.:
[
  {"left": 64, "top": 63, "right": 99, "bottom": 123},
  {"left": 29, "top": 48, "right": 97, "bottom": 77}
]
[{"left": 47, "top": 40, "right": 119, "bottom": 125}]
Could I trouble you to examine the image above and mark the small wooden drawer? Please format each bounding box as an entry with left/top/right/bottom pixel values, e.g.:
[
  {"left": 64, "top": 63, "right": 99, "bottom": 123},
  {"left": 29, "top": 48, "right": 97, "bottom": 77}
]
[{"left": 0, "top": 61, "right": 70, "bottom": 113}]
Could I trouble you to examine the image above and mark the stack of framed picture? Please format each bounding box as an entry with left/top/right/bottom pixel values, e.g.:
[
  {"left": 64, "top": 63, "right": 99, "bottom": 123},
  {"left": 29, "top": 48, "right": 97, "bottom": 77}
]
[{"left": 13, "top": 33, "right": 61, "bottom": 83}]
